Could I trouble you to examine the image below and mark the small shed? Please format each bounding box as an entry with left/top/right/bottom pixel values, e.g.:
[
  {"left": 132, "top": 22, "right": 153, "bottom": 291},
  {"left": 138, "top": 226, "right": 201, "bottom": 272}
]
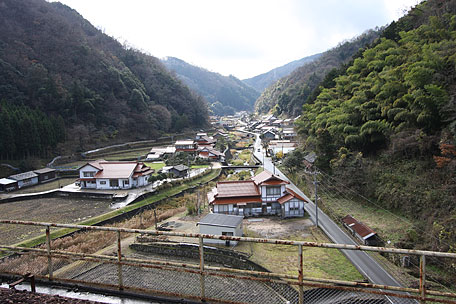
[
  {"left": 0, "top": 178, "right": 18, "bottom": 192},
  {"left": 9, "top": 171, "right": 39, "bottom": 189},
  {"left": 34, "top": 167, "right": 57, "bottom": 183},
  {"left": 342, "top": 215, "right": 378, "bottom": 246},
  {"left": 198, "top": 213, "right": 244, "bottom": 246},
  {"left": 169, "top": 165, "right": 189, "bottom": 178}
]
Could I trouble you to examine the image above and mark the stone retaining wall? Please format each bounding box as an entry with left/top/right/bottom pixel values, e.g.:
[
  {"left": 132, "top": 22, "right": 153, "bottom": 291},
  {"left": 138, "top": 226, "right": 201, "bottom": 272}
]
[{"left": 130, "top": 242, "right": 269, "bottom": 273}]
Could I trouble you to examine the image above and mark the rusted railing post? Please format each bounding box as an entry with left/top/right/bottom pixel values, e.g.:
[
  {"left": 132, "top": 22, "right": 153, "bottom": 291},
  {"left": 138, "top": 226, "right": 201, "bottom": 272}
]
[
  {"left": 420, "top": 254, "right": 426, "bottom": 303},
  {"left": 298, "top": 244, "right": 304, "bottom": 304},
  {"left": 45, "top": 226, "right": 53, "bottom": 281},
  {"left": 199, "top": 236, "right": 206, "bottom": 300},
  {"left": 117, "top": 231, "right": 123, "bottom": 290}
]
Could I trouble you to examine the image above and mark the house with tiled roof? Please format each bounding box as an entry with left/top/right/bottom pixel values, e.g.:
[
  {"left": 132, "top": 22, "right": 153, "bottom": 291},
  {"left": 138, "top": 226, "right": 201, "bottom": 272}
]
[
  {"left": 196, "top": 135, "right": 216, "bottom": 147},
  {"left": 78, "top": 160, "right": 154, "bottom": 189},
  {"left": 208, "top": 170, "right": 310, "bottom": 218},
  {"left": 342, "top": 215, "right": 379, "bottom": 246},
  {"left": 175, "top": 140, "right": 198, "bottom": 152},
  {"left": 198, "top": 146, "right": 224, "bottom": 161}
]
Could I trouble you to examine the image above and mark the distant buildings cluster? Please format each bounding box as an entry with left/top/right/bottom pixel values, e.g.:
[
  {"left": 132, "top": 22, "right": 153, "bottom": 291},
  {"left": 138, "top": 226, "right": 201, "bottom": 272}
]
[{"left": 146, "top": 132, "right": 225, "bottom": 163}]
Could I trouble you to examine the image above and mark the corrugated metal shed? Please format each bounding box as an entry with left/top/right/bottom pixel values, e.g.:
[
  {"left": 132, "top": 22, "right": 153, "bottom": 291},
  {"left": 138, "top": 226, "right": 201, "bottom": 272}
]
[
  {"left": 198, "top": 213, "right": 243, "bottom": 228},
  {"left": 9, "top": 171, "right": 38, "bottom": 181}
]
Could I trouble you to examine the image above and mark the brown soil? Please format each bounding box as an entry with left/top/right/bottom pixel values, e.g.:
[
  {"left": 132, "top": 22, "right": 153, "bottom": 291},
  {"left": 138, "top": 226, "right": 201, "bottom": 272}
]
[
  {"left": 0, "top": 288, "right": 103, "bottom": 304},
  {"left": 0, "top": 197, "right": 112, "bottom": 245},
  {"left": 243, "top": 217, "right": 313, "bottom": 239}
]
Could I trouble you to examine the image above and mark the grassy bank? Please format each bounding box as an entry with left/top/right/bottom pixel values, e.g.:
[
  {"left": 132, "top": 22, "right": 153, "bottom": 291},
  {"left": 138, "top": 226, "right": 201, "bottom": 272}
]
[{"left": 236, "top": 226, "right": 363, "bottom": 282}]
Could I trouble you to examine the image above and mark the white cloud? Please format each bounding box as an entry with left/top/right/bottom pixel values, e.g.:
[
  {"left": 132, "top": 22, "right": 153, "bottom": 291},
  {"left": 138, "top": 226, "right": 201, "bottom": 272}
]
[{"left": 51, "top": 0, "right": 421, "bottom": 79}]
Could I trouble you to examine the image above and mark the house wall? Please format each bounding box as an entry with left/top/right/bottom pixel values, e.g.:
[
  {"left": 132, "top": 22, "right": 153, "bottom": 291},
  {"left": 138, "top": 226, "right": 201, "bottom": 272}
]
[
  {"left": 37, "top": 171, "right": 56, "bottom": 183},
  {"left": 260, "top": 185, "right": 286, "bottom": 202},
  {"left": 79, "top": 165, "right": 99, "bottom": 179},
  {"left": 17, "top": 177, "right": 39, "bottom": 189},
  {"left": 136, "top": 175, "right": 150, "bottom": 187},
  {"left": 213, "top": 204, "right": 235, "bottom": 214},
  {"left": 199, "top": 224, "right": 242, "bottom": 245},
  {"left": 96, "top": 177, "right": 133, "bottom": 190},
  {"left": 282, "top": 198, "right": 305, "bottom": 218},
  {"left": 0, "top": 182, "right": 18, "bottom": 192}
]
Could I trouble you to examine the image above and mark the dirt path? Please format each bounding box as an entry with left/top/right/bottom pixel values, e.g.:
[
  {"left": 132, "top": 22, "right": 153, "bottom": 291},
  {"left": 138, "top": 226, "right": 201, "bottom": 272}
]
[{"left": 244, "top": 217, "right": 313, "bottom": 239}]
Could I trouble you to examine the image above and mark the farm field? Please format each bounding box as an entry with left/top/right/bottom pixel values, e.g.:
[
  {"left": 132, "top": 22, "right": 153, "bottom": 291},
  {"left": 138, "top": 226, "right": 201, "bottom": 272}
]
[{"left": 0, "top": 197, "right": 112, "bottom": 245}]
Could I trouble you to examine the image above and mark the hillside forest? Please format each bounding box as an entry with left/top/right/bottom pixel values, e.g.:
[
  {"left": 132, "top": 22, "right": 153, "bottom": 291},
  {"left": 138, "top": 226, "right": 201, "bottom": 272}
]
[
  {"left": 0, "top": 0, "right": 209, "bottom": 157},
  {"left": 254, "top": 29, "right": 381, "bottom": 117},
  {"left": 283, "top": 0, "right": 456, "bottom": 283}
]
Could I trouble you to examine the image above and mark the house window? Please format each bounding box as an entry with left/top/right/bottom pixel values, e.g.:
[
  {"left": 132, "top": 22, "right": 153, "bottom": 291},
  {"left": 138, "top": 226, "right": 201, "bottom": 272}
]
[
  {"left": 100, "top": 181, "right": 106, "bottom": 185},
  {"left": 110, "top": 179, "right": 119, "bottom": 187},
  {"left": 266, "top": 186, "right": 281, "bottom": 196},
  {"left": 218, "top": 205, "right": 229, "bottom": 213},
  {"left": 124, "top": 180, "right": 129, "bottom": 185},
  {"left": 83, "top": 172, "right": 95, "bottom": 177}
]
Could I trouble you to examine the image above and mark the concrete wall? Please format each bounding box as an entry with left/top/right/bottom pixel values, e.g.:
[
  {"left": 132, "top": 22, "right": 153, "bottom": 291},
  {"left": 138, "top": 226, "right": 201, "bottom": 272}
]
[{"left": 199, "top": 224, "right": 242, "bottom": 246}]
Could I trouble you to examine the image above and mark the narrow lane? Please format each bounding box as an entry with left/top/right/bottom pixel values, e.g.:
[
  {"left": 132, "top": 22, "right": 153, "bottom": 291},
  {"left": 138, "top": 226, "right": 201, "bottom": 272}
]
[{"left": 252, "top": 134, "right": 410, "bottom": 296}]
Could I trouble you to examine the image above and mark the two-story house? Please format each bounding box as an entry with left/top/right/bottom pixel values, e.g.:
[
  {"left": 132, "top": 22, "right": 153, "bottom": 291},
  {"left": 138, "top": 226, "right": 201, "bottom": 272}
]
[
  {"left": 175, "top": 140, "right": 198, "bottom": 152},
  {"left": 208, "top": 170, "right": 309, "bottom": 218},
  {"left": 78, "top": 160, "right": 153, "bottom": 190}
]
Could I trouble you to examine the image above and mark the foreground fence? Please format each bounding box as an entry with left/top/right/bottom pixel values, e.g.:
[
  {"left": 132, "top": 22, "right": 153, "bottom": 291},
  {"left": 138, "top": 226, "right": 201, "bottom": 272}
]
[{"left": 0, "top": 220, "right": 455, "bottom": 304}]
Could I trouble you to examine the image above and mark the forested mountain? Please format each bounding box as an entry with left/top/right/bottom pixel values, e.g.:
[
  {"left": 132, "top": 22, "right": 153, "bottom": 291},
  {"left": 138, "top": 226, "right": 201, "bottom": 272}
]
[
  {"left": 0, "top": 0, "right": 208, "bottom": 158},
  {"left": 243, "top": 53, "right": 322, "bottom": 92},
  {"left": 162, "top": 57, "right": 260, "bottom": 116},
  {"left": 255, "top": 30, "right": 381, "bottom": 116},
  {"left": 289, "top": 0, "right": 456, "bottom": 281}
]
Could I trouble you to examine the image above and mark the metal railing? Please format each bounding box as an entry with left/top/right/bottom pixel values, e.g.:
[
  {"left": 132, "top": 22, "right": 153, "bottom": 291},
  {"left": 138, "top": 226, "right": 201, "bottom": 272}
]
[{"left": 0, "top": 220, "right": 455, "bottom": 304}]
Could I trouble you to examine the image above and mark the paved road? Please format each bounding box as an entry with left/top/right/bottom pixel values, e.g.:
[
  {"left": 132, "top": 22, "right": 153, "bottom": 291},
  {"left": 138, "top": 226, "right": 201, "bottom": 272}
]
[{"left": 251, "top": 135, "right": 414, "bottom": 303}]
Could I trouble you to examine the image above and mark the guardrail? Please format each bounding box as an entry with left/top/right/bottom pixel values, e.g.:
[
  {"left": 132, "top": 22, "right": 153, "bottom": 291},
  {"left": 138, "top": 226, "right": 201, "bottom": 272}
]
[{"left": 0, "top": 220, "right": 455, "bottom": 304}]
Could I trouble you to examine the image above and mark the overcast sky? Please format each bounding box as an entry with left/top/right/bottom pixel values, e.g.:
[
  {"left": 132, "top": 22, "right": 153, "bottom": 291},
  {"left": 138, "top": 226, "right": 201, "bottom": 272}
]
[{"left": 51, "top": 0, "right": 420, "bottom": 79}]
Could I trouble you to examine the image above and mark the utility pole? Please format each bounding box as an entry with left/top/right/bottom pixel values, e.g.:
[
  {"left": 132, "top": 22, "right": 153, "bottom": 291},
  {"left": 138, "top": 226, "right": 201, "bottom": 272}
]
[
  {"left": 262, "top": 150, "right": 265, "bottom": 170},
  {"left": 313, "top": 170, "right": 319, "bottom": 227}
]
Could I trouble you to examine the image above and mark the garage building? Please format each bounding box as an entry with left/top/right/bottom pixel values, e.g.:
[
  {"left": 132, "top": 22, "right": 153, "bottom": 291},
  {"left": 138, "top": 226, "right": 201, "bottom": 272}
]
[{"left": 197, "top": 213, "right": 243, "bottom": 246}]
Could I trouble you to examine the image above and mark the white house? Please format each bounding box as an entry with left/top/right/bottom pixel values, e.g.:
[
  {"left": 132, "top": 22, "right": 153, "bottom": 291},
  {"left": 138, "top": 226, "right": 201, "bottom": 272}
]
[
  {"left": 78, "top": 160, "right": 153, "bottom": 190},
  {"left": 198, "top": 213, "right": 244, "bottom": 246},
  {"left": 208, "top": 170, "right": 310, "bottom": 218}
]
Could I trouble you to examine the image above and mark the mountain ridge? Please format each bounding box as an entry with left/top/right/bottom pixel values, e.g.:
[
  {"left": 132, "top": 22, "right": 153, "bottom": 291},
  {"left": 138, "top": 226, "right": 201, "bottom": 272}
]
[
  {"left": 243, "top": 53, "right": 322, "bottom": 92},
  {"left": 162, "top": 56, "right": 260, "bottom": 116}
]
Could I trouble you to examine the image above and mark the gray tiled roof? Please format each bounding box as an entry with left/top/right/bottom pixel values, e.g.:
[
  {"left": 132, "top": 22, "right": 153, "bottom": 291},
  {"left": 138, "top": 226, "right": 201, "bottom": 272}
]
[
  {"left": 198, "top": 213, "right": 243, "bottom": 228},
  {"left": 173, "top": 164, "right": 189, "bottom": 171},
  {"left": 9, "top": 171, "right": 38, "bottom": 181}
]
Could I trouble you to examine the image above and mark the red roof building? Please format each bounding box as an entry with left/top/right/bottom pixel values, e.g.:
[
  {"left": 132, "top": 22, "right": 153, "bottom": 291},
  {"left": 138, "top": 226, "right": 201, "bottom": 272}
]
[
  {"left": 342, "top": 215, "right": 378, "bottom": 246},
  {"left": 78, "top": 160, "right": 153, "bottom": 190},
  {"left": 209, "top": 170, "right": 310, "bottom": 218}
]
